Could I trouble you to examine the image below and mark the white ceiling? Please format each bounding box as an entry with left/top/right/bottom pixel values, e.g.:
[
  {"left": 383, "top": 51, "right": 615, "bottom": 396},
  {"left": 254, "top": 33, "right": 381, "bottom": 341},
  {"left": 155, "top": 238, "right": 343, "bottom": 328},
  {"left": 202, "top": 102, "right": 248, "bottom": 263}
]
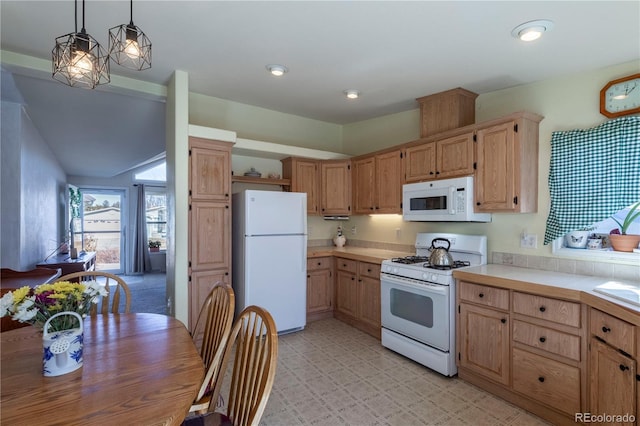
[{"left": 1, "top": 1, "right": 639, "bottom": 178}]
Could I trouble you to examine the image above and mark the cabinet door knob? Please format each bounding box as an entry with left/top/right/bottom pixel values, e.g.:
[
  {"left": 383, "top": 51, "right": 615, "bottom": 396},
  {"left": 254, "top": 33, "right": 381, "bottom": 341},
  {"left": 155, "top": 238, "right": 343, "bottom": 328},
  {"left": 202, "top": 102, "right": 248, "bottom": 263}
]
[
  {"left": 478, "top": 293, "right": 484, "bottom": 298},
  {"left": 307, "top": 275, "right": 310, "bottom": 278},
  {"left": 539, "top": 306, "right": 546, "bottom": 312},
  {"left": 367, "top": 269, "right": 372, "bottom": 273},
  {"left": 539, "top": 337, "right": 546, "bottom": 343},
  {"left": 501, "top": 318, "right": 506, "bottom": 324},
  {"left": 476, "top": 202, "right": 481, "bottom": 206},
  {"left": 620, "top": 364, "right": 630, "bottom": 371},
  {"left": 538, "top": 377, "right": 545, "bottom": 383},
  {"left": 317, "top": 262, "right": 322, "bottom": 266},
  {"left": 602, "top": 326, "right": 611, "bottom": 333}
]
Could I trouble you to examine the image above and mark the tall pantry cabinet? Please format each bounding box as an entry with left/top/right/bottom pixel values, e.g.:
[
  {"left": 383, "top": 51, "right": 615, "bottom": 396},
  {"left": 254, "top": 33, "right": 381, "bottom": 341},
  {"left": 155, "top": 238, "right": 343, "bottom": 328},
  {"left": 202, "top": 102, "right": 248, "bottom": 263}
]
[{"left": 188, "top": 137, "right": 233, "bottom": 331}]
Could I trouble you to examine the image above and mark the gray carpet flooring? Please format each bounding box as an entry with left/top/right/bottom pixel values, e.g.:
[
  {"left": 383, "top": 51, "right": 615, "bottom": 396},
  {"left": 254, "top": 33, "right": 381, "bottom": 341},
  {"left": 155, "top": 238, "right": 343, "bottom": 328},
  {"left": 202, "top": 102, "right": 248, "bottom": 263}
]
[{"left": 118, "top": 272, "right": 167, "bottom": 315}]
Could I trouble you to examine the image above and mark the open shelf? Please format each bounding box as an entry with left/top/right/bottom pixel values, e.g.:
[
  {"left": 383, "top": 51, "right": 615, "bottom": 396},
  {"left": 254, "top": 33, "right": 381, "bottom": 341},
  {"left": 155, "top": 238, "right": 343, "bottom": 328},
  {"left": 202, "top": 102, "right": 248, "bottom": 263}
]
[{"left": 232, "top": 175, "right": 291, "bottom": 187}]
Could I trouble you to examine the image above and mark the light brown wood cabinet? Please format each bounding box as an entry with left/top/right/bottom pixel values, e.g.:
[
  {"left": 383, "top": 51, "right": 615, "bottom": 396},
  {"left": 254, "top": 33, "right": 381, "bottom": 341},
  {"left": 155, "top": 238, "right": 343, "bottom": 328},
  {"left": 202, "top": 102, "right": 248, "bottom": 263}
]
[
  {"left": 474, "top": 112, "right": 543, "bottom": 213},
  {"left": 320, "top": 160, "right": 351, "bottom": 215},
  {"left": 334, "top": 258, "right": 381, "bottom": 338},
  {"left": 306, "top": 257, "right": 333, "bottom": 322},
  {"left": 589, "top": 308, "right": 637, "bottom": 425},
  {"left": 458, "top": 284, "right": 510, "bottom": 385},
  {"left": 188, "top": 137, "right": 233, "bottom": 330},
  {"left": 281, "top": 157, "right": 320, "bottom": 215},
  {"left": 282, "top": 157, "right": 351, "bottom": 216},
  {"left": 404, "top": 132, "right": 474, "bottom": 183},
  {"left": 352, "top": 150, "right": 402, "bottom": 214},
  {"left": 457, "top": 281, "right": 587, "bottom": 424}
]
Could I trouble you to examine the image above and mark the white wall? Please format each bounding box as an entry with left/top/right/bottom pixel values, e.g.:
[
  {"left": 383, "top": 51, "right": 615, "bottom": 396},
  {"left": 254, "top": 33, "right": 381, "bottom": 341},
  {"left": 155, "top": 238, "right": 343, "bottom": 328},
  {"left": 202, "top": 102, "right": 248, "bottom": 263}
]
[{"left": 189, "top": 92, "right": 343, "bottom": 153}]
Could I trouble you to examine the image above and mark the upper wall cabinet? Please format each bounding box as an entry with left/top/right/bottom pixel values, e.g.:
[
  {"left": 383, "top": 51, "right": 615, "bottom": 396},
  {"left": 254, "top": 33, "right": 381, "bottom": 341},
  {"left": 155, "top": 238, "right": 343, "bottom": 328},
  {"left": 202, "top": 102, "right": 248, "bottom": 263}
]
[
  {"left": 404, "top": 132, "right": 474, "bottom": 183},
  {"left": 282, "top": 157, "right": 351, "bottom": 216},
  {"left": 474, "top": 112, "right": 543, "bottom": 213},
  {"left": 353, "top": 149, "right": 402, "bottom": 214},
  {"left": 320, "top": 160, "right": 351, "bottom": 215},
  {"left": 417, "top": 88, "right": 477, "bottom": 137},
  {"left": 281, "top": 157, "right": 320, "bottom": 215}
]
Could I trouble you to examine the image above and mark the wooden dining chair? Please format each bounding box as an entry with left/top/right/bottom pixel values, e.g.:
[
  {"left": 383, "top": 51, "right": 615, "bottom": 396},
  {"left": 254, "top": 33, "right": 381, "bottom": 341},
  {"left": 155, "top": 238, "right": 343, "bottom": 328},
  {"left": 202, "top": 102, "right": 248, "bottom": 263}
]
[
  {"left": 188, "top": 283, "right": 235, "bottom": 415},
  {"left": 58, "top": 271, "right": 131, "bottom": 314},
  {"left": 183, "top": 305, "right": 279, "bottom": 426}
]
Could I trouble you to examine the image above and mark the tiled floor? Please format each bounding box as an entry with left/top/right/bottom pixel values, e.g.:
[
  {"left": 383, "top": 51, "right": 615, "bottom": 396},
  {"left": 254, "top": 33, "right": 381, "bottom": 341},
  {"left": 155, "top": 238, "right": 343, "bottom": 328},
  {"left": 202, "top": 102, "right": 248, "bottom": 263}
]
[{"left": 258, "top": 318, "right": 550, "bottom": 426}]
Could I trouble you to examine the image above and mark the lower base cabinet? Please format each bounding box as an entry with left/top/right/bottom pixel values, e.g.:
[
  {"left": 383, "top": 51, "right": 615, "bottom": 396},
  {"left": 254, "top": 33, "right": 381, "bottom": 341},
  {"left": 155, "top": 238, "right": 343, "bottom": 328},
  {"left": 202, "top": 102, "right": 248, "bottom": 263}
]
[
  {"left": 334, "top": 257, "right": 381, "bottom": 339},
  {"left": 458, "top": 280, "right": 640, "bottom": 425},
  {"left": 588, "top": 308, "right": 637, "bottom": 426},
  {"left": 512, "top": 347, "right": 582, "bottom": 416},
  {"left": 457, "top": 280, "right": 586, "bottom": 425},
  {"left": 589, "top": 338, "right": 636, "bottom": 426},
  {"left": 306, "top": 257, "right": 333, "bottom": 322}
]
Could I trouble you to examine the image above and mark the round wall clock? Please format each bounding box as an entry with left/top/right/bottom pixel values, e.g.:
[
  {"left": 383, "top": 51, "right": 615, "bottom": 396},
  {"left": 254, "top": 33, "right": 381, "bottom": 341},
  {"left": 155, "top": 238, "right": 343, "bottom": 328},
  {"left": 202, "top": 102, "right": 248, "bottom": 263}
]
[{"left": 600, "top": 73, "right": 640, "bottom": 118}]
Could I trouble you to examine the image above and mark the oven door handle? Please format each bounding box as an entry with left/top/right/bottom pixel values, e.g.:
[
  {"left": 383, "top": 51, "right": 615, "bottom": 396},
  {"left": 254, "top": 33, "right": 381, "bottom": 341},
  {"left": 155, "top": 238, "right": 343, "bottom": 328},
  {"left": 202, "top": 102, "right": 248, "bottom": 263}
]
[{"left": 381, "top": 274, "right": 449, "bottom": 296}]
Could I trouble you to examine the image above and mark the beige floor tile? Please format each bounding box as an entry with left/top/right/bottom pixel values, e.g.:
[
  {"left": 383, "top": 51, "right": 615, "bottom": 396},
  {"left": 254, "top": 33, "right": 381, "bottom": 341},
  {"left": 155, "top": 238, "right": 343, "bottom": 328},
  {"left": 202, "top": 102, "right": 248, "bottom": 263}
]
[{"left": 249, "top": 318, "right": 551, "bottom": 426}]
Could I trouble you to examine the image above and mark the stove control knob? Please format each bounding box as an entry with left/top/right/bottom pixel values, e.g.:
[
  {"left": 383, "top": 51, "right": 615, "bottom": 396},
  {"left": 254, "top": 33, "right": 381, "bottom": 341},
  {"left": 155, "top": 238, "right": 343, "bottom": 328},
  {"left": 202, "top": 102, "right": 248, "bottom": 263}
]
[
  {"left": 422, "top": 273, "right": 428, "bottom": 280},
  {"left": 393, "top": 267, "right": 399, "bottom": 274},
  {"left": 384, "top": 265, "right": 392, "bottom": 273},
  {"left": 431, "top": 274, "right": 438, "bottom": 282}
]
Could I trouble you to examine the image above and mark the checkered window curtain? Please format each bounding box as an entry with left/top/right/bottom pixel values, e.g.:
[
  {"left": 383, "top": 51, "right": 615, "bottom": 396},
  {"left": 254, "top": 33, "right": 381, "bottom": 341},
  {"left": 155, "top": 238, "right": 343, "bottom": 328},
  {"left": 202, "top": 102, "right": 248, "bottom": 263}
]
[{"left": 544, "top": 116, "right": 640, "bottom": 245}]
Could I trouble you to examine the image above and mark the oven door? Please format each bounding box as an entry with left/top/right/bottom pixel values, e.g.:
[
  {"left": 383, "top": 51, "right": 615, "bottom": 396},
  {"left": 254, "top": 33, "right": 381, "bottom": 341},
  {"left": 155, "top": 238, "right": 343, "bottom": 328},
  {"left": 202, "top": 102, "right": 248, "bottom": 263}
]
[{"left": 381, "top": 273, "right": 450, "bottom": 351}]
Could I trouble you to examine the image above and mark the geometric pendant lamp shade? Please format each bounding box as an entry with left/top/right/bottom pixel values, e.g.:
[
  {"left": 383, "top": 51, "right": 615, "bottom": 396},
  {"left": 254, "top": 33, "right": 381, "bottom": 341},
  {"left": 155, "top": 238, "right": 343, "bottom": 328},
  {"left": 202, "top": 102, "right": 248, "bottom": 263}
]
[
  {"left": 108, "top": 0, "right": 151, "bottom": 71},
  {"left": 108, "top": 23, "right": 152, "bottom": 71},
  {"left": 52, "top": 30, "right": 110, "bottom": 89},
  {"left": 51, "top": 0, "right": 151, "bottom": 89},
  {"left": 51, "top": 0, "right": 110, "bottom": 89}
]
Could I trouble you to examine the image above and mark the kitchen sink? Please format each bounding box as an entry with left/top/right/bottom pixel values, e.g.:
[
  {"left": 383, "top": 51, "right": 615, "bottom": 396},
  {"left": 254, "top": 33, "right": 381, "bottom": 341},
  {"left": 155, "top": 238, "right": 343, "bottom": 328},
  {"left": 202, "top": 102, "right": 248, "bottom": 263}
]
[{"left": 593, "top": 282, "right": 640, "bottom": 307}]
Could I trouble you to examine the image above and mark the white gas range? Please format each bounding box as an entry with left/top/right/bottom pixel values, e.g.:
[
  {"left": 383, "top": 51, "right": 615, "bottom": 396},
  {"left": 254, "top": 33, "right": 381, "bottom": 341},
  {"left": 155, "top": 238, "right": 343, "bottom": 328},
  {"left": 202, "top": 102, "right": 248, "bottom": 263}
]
[{"left": 380, "top": 233, "right": 487, "bottom": 376}]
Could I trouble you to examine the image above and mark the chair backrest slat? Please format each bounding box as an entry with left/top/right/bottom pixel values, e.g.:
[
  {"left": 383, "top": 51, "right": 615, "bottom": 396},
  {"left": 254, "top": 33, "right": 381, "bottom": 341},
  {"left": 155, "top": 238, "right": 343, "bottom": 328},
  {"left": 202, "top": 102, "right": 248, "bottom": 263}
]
[
  {"left": 57, "top": 271, "right": 131, "bottom": 314},
  {"left": 211, "top": 305, "right": 278, "bottom": 426}
]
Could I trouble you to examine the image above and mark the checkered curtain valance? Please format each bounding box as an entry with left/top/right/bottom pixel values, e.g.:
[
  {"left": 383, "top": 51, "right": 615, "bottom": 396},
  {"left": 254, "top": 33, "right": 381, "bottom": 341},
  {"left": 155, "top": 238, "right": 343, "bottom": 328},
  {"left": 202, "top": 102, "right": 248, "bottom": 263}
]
[{"left": 544, "top": 116, "right": 640, "bottom": 244}]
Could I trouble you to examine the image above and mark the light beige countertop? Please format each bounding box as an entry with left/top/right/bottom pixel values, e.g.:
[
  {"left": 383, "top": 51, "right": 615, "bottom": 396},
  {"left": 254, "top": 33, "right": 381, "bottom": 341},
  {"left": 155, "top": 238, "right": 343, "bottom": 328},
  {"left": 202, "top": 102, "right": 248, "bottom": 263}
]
[
  {"left": 307, "top": 246, "right": 413, "bottom": 264},
  {"left": 454, "top": 264, "right": 640, "bottom": 324}
]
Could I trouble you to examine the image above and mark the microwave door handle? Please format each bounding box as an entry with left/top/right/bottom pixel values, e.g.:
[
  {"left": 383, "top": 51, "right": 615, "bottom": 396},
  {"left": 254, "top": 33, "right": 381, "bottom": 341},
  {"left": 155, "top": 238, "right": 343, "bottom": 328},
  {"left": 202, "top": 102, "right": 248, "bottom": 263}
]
[{"left": 448, "top": 186, "right": 456, "bottom": 215}]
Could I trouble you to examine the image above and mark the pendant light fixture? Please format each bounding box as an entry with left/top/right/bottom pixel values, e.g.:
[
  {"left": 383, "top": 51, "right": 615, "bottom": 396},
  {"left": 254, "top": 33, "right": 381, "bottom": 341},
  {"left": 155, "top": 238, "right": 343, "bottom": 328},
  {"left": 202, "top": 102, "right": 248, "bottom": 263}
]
[
  {"left": 52, "top": 0, "right": 110, "bottom": 89},
  {"left": 109, "top": 0, "right": 151, "bottom": 70}
]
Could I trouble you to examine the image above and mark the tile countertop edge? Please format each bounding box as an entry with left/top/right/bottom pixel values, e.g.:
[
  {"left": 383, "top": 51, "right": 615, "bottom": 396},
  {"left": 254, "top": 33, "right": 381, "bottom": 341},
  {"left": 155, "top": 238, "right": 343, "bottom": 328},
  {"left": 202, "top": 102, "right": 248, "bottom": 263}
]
[
  {"left": 307, "top": 246, "right": 413, "bottom": 264},
  {"left": 454, "top": 264, "right": 640, "bottom": 324}
]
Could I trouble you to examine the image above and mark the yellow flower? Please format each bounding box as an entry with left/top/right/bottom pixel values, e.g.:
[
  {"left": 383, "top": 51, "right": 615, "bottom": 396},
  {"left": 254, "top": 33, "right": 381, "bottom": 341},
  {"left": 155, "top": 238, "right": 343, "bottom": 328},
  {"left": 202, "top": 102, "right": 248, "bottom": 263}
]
[{"left": 12, "top": 286, "right": 31, "bottom": 305}]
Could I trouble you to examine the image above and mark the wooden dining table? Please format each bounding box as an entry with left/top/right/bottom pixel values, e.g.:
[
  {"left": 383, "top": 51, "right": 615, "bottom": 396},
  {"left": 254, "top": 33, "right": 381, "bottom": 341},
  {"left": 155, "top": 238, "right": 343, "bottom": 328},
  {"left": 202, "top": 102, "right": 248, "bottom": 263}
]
[{"left": 1, "top": 313, "right": 204, "bottom": 426}]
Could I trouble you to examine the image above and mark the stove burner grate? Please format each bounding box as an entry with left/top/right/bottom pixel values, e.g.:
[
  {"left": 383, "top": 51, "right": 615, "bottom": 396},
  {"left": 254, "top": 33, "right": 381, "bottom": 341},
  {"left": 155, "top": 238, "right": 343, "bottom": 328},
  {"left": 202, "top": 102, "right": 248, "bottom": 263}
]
[
  {"left": 422, "top": 260, "right": 471, "bottom": 270},
  {"left": 391, "top": 256, "right": 430, "bottom": 264}
]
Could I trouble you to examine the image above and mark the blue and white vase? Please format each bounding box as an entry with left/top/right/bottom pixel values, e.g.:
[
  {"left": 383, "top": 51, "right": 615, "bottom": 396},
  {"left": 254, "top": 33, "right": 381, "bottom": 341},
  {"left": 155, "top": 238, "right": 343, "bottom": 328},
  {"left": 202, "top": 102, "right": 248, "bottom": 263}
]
[{"left": 42, "top": 311, "right": 84, "bottom": 377}]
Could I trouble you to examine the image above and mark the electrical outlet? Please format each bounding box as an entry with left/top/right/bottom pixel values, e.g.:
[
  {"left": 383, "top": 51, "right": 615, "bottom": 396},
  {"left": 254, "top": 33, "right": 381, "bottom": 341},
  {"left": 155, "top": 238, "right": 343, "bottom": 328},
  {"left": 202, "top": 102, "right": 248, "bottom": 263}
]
[
  {"left": 351, "top": 225, "right": 357, "bottom": 235},
  {"left": 520, "top": 233, "right": 538, "bottom": 249}
]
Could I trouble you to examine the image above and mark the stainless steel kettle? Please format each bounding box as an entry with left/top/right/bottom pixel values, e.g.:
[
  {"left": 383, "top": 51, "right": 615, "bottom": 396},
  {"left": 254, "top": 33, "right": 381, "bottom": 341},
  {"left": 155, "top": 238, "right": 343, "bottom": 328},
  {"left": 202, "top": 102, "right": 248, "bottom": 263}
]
[{"left": 429, "top": 238, "right": 453, "bottom": 267}]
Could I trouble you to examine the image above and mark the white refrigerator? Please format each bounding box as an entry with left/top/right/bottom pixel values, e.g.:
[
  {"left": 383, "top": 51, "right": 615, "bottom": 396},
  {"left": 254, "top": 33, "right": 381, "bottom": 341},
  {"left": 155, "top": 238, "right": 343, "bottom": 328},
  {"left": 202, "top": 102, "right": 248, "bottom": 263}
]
[{"left": 232, "top": 190, "right": 307, "bottom": 334}]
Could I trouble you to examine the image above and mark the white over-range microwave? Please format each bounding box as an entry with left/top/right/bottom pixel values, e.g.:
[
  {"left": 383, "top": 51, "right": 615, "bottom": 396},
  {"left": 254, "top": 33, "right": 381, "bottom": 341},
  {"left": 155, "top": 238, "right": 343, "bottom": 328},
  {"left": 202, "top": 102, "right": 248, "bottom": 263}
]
[{"left": 402, "top": 176, "right": 491, "bottom": 222}]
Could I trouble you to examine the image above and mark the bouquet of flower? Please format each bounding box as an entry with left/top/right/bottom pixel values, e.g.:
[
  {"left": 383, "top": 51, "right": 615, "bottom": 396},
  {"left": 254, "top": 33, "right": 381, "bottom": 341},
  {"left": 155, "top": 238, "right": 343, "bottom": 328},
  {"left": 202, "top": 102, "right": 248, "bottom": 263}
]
[{"left": 0, "top": 280, "right": 108, "bottom": 332}]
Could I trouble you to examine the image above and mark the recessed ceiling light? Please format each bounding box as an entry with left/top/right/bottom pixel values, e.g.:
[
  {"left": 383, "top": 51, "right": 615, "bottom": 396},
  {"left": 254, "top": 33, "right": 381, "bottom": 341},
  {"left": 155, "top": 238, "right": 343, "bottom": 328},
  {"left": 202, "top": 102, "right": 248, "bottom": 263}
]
[
  {"left": 266, "top": 64, "right": 288, "bottom": 77},
  {"left": 511, "top": 19, "right": 554, "bottom": 42},
  {"left": 344, "top": 89, "right": 360, "bottom": 99}
]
